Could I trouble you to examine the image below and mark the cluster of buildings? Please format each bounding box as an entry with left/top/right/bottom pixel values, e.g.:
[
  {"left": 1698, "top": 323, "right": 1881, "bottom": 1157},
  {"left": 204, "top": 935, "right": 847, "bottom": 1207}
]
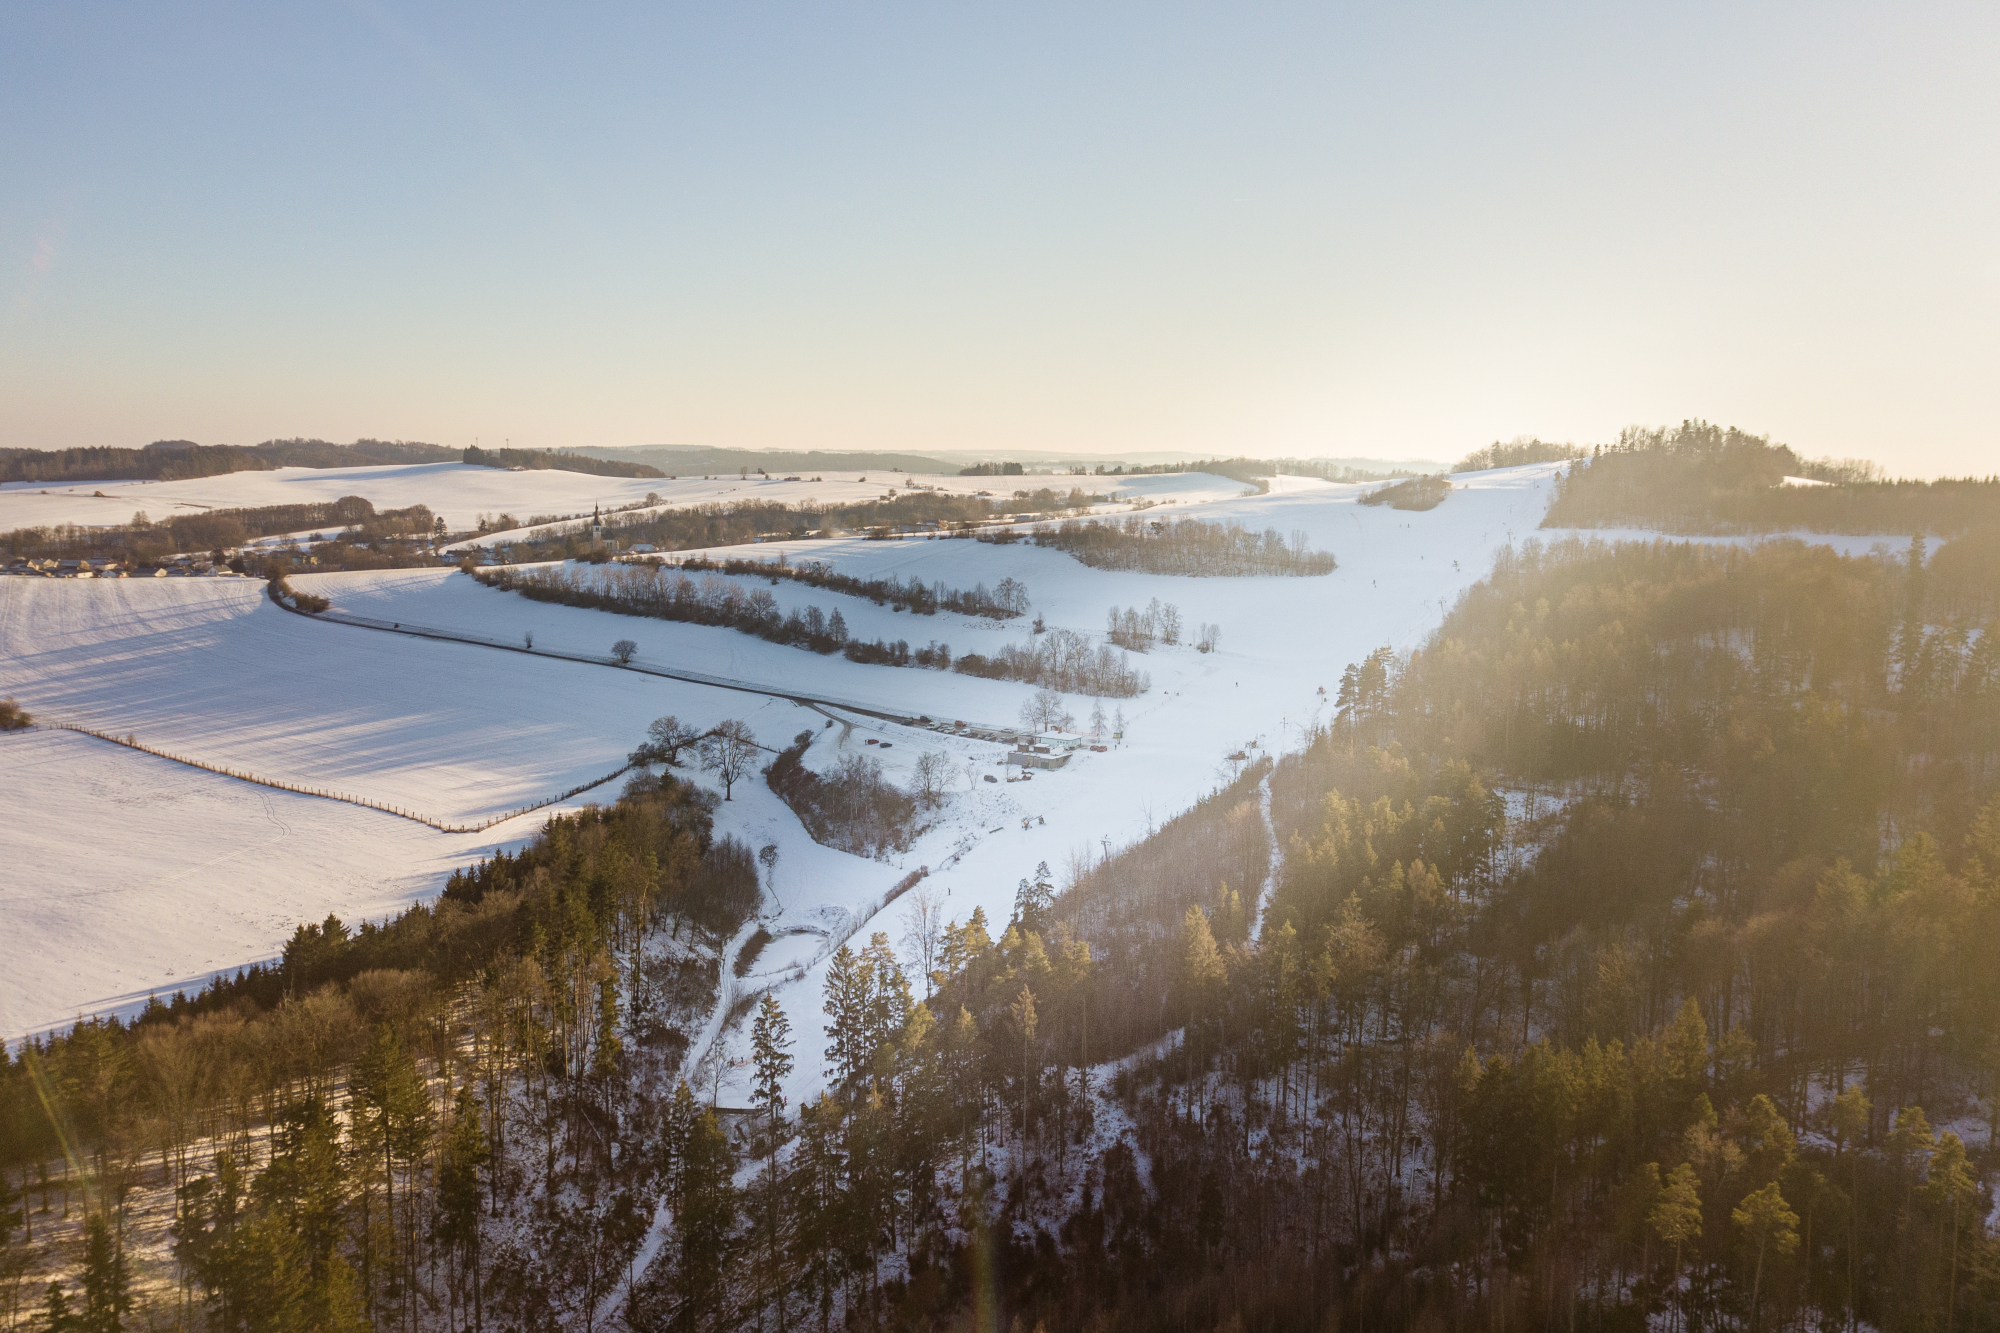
[
  {"left": 5, "top": 553, "right": 242, "bottom": 578},
  {"left": 908, "top": 717, "right": 1112, "bottom": 772}
]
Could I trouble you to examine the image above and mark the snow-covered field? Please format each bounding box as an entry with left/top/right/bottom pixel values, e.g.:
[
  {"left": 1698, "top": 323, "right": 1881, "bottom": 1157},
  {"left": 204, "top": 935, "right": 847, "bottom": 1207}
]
[
  {"left": 0, "top": 728, "right": 594, "bottom": 1036},
  {"left": 1, "top": 462, "right": 1587, "bottom": 1086},
  {"left": 0, "top": 462, "right": 1025, "bottom": 537}
]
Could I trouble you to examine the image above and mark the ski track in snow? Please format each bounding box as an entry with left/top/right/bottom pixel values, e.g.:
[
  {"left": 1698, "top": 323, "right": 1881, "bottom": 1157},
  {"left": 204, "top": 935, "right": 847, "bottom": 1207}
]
[{"left": 1, "top": 462, "right": 1902, "bottom": 1068}]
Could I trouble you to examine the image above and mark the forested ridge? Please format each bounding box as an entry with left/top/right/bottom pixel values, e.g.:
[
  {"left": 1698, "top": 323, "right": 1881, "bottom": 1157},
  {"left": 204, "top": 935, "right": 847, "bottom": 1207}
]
[
  {"left": 0, "top": 440, "right": 455, "bottom": 486},
  {"left": 460, "top": 447, "right": 664, "bottom": 480},
  {"left": 2, "top": 531, "right": 1996, "bottom": 1331},
  {"left": 1545, "top": 420, "right": 2000, "bottom": 535}
]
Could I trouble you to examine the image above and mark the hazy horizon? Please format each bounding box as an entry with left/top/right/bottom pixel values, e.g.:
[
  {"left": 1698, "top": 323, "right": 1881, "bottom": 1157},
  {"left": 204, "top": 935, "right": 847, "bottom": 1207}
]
[{"left": 5, "top": 3, "right": 1995, "bottom": 478}]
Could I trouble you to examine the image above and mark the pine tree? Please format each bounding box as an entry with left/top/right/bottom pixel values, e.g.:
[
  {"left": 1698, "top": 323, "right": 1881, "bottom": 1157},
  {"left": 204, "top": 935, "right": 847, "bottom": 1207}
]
[
  {"left": 1922, "top": 1133, "right": 1979, "bottom": 1332},
  {"left": 1010, "top": 986, "right": 1038, "bottom": 1144},
  {"left": 355, "top": 1026, "right": 432, "bottom": 1327},
  {"left": 41, "top": 1281, "right": 76, "bottom": 1333},
  {"left": 673, "top": 1107, "right": 737, "bottom": 1328},
  {"left": 752, "top": 995, "right": 794, "bottom": 1136},
  {"left": 256, "top": 1098, "right": 349, "bottom": 1286},
  {"left": 1014, "top": 863, "right": 1055, "bottom": 928},
  {"left": 592, "top": 973, "right": 622, "bottom": 1083},
  {"left": 1649, "top": 1163, "right": 1702, "bottom": 1332},
  {"left": 663, "top": 1080, "right": 699, "bottom": 1211},
  {"left": 1731, "top": 1182, "right": 1798, "bottom": 1329},
  {"left": 750, "top": 995, "right": 794, "bottom": 1331},
  {"left": 436, "top": 1088, "right": 491, "bottom": 1332},
  {"left": 861, "top": 934, "right": 911, "bottom": 1083},
  {"left": 790, "top": 1095, "right": 847, "bottom": 1333},
  {"left": 78, "top": 1214, "right": 130, "bottom": 1333},
  {"left": 821, "top": 946, "right": 873, "bottom": 1093}
]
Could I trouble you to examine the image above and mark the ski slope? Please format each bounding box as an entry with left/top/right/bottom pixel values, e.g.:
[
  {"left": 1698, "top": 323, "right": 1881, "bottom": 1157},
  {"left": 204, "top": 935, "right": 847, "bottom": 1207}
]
[{"left": 2, "top": 462, "right": 1576, "bottom": 1058}]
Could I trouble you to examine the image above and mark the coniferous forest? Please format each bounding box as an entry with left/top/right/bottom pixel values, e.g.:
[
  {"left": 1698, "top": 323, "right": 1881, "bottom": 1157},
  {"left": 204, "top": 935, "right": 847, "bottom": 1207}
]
[
  {"left": 1544, "top": 421, "right": 2000, "bottom": 535},
  {"left": 2, "top": 525, "right": 1997, "bottom": 1331}
]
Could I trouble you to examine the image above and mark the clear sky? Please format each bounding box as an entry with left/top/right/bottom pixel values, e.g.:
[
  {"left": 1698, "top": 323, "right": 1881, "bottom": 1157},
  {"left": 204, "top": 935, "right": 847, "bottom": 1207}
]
[{"left": 4, "top": 2, "right": 1995, "bottom": 475}]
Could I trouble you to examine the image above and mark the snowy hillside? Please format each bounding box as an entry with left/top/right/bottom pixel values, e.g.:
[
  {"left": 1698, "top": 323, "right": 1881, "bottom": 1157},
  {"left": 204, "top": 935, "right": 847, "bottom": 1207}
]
[
  {"left": 0, "top": 728, "right": 591, "bottom": 1037},
  {"left": 0, "top": 462, "right": 1576, "bottom": 1090},
  {"left": 0, "top": 462, "right": 1020, "bottom": 536}
]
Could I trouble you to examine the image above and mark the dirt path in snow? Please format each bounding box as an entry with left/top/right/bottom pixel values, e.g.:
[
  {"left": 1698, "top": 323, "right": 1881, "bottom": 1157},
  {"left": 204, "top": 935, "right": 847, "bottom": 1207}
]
[{"left": 1248, "top": 771, "right": 1280, "bottom": 943}]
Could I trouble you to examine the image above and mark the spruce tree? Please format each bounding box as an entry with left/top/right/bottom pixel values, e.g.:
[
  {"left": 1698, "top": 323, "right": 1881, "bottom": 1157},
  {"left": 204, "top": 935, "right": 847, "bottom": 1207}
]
[
  {"left": 821, "top": 946, "right": 873, "bottom": 1092},
  {"left": 78, "top": 1214, "right": 129, "bottom": 1333},
  {"left": 41, "top": 1281, "right": 76, "bottom": 1333},
  {"left": 750, "top": 994, "right": 794, "bottom": 1330},
  {"left": 436, "top": 1088, "right": 491, "bottom": 1332},
  {"left": 673, "top": 1108, "right": 737, "bottom": 1328}
]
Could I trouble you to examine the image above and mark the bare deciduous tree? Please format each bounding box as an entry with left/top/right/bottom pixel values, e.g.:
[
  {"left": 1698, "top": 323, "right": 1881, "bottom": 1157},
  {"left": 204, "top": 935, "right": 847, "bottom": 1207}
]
[
  {"left": 900, "top": 885, "right": 946, "bottom": 998},
  {"left": 701, "top": 719, "right": 759, "bottom": 799},
  {"left": 631, "top": 715, "right": 703, "bottom": 768},
  {"left": 911, "top": 751, "right": 952, "bottom": 807},
  {"left": 1020, "top": 687, "right": 1069, "bottom": 733}
]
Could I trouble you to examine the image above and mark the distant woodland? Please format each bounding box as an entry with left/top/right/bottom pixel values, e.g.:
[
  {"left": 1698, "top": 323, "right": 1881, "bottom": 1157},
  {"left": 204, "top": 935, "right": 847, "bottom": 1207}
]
[
  {"left": 1545, "top": 420, "right": 2000, "bottom": 535},
  {"left": 1358, "top": 475, "right": 1451, "bottom": 511},
  {"left": 460, "top": 446, "right": 664, "bottom": 480},
  {"left": 0, "top": 439, "right": 456, "bottom": 486},
  {"left": 1454, "top": 438, "right": 1587, "bottom": 472},
  {"left": 3, "top": 498, "right": 439, "bottom": 565},
  {"left": 1025, "top": 516, "right": 1338, "bottom": 577},
  {"left": 488, "top": 488, "right": 1103, "bottom": 563}
]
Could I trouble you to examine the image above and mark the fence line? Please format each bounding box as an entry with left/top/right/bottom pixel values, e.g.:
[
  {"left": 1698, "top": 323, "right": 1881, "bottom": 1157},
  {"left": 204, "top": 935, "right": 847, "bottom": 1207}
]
[
  {"left": 264, "top": 577, "right": 1022, "bottom": 734},
  {"left": 33, "top": 720, "right": 631, "bottom": 834}
]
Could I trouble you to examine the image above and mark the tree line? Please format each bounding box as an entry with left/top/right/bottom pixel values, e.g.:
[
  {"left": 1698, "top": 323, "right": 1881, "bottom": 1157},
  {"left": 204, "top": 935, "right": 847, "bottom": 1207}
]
[
  {"left": 670, "top": 556, "right": 1028, "bottom": 620},
  {"left": 472, "top": 563, "right": 959, "bottom": 672},
  {"left": 4, "top": 497, "right": 437, "bottom": 564},
  {"left": 954, "top": 626, "right": 1151, "bottom": 697},
  {"left": 1023, "top": 516, "right": 1336, "bottom": 577},
  {"left": 488, "top": 488, "right": 1105, "bottom": 565},
  {"left": 460, "top": 446, "right": 663, "bottom": 479},
  {"left": 0, "top": 440, "right": 454, "bottom": 486},
  {"left": 1357, "top": 475, "right": 1450, "bottom": 511},
  {"left": 473, "top": 561, "right": 1153, "bottom": 696}
]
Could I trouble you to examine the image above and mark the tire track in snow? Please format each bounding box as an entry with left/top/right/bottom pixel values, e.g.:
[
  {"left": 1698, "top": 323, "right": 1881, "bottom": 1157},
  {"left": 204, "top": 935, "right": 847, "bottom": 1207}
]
[{"left": 1248, "top": 771, "right": 1280, "bottom": 944}]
